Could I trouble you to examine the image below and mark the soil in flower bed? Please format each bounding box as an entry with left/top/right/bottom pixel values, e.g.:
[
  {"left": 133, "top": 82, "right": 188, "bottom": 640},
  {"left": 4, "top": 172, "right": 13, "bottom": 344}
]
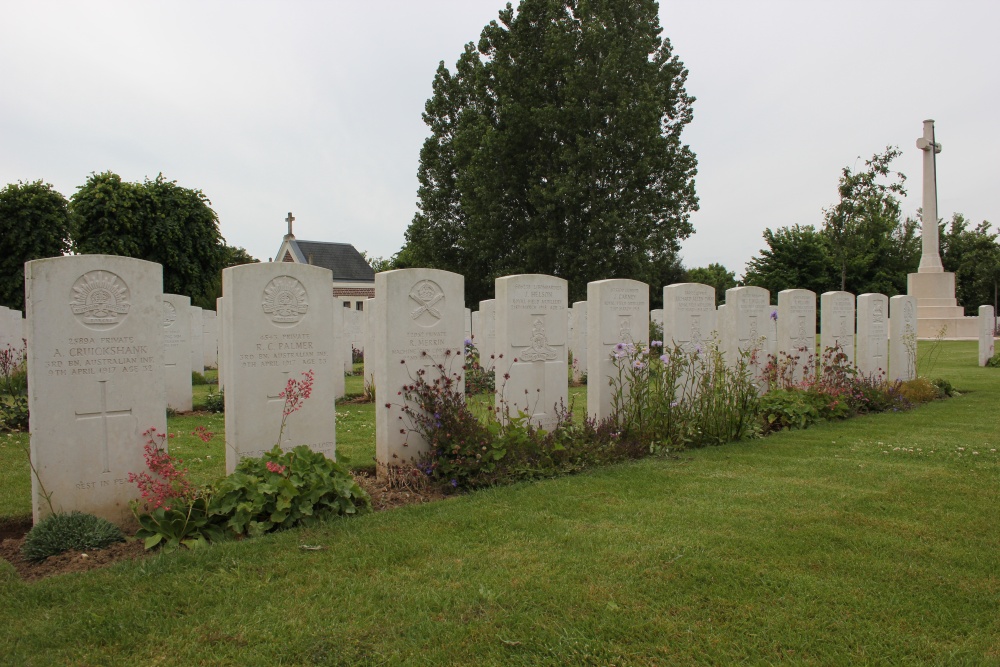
[{"left": 0, "top": 473, "right": 445, "bottom": 582}]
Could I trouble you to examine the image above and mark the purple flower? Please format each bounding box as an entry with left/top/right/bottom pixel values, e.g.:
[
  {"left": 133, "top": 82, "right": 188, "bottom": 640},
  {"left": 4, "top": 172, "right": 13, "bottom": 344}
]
[
  {"left": 633, "top": 360, "right": 646, "bottom": 370},
  {"left": 464, "top": 338, "right": 473, "bottom": 347},
  {"left": 450, "top": 479, "right": 458, "bottom": 487},
  {"left": 660, "top": 354, "right": 670, "bottom": 363},
  {"left": 614, "top": 342, "right": 626, "bottom": 352},
  {"left": 770, "top": 310, "right": 778, "bottom": 322},
  {"left": 651, "top": 340, "right": 663, "bottom": 348}
]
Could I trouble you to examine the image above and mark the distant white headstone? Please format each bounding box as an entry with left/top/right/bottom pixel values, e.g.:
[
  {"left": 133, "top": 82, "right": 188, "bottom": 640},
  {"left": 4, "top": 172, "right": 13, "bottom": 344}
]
[
  {"left": 162, "top": 294, "right": 193, "bottom": 412},
  {"left": 979, "top": 305, "right": 995, "bottom": 366},
  {"left": 889, "top": 295, "right": 918, "bottom": 381},
  {"left": 26, "top": 255, "right": 166, "bottom": 526},
  {"left": 216, "top": 297, "right": 226, "bottom": 391},
  {"left": 649, "top": 309, "right": 663, "bottom": 338},
  {"left": 329, "top": 302, "right": 346, "bottom": 399},
  {"left": 478, "top": 299, "right": 496, "bottom": 371},
  {"left": 777, "top": 289, "right": 816, "bottom": 384},
  {"left": 464, "top": 307, "right": 472, "bottom": 342},
  {"left": 343, "top": 308, "right": 364, "bottom": 373},
  {"left": 374, "top": 269, "right": 464, "bottom": 471},
  {"left": 496, "top": 275, "right": 568, "bottom": 430},
  {"left": 571, "top": 301, "right": 588, "bottom": 383},
  {"left": 587, "top": 279, "right": 649, "bottom": 421},
  {"left": 663, "top": 283, "right": 716, "bottom": 353},
  {"left": 221, "top": 263, "right": 337, "bottom": 473},
  {"left": 189, "top": 305, "right": 204, "bottom": 376},
  {"left": 202, "top": 310, "right": 218, "bottom": 369},
  {"left": 721, "top": 286, "right": 771, "bottom": 380},
  {"left": 820, "top": 291, "right": 855, "bottom": 367},
  {"left": 856, "top": 293, "right": 889, "bottom": 377}
]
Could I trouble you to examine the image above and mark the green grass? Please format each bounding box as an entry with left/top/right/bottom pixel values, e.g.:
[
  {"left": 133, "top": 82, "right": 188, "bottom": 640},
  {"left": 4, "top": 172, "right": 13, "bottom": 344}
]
[{"left": 0, "top": 342, "right": 998, "bottom": 664}]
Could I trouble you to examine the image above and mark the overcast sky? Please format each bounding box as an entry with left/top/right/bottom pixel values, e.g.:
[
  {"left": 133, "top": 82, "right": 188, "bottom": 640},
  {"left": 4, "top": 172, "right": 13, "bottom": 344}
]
[{"left": 2, "top": 1, "right": 998, "bottom": 280}]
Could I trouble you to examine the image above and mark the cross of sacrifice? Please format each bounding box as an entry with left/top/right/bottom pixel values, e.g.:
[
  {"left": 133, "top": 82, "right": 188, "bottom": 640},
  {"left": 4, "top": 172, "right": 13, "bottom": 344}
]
[
  {"left": 75, "top": 380, "right": 132, "bottom": 474},
  {"left": 916, "top": 120, "right": 944, "bottom": 273},
  {"left": 285, "top": 212, "right": 295, "bottom": 236}
]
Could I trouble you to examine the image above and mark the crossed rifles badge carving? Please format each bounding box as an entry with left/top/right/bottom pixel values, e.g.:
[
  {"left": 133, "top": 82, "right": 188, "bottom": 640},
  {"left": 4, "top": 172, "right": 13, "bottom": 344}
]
[{"left": 410, "top": 280, "right": 444, "bottom": 325}]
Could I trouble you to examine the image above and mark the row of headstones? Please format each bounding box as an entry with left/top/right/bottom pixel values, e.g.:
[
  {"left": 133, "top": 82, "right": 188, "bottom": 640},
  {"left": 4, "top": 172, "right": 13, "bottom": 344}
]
[
  {"left": 21, "top": 256, "right": 997, "bottom": 527},
  {"left": 0, "top": 305, "right": 26, "bottom": 355},
  {"left": 161, "top": 295, "right": 219, "bottom": 411}
]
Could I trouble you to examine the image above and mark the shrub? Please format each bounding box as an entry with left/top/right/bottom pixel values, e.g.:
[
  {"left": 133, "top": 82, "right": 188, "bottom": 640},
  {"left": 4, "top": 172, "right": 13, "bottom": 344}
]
[
  {"left": 21, "top": 511, "right": 125, "bottom": 563},
  {"left": 204, "top": 388, "right": 224, "bottom": 413},
  {"left": 463, "top": 339, "right": 495, "bottom": 395},
  {"left": 986, "top": 352, "right": 1000, "bottom": 368},
  {"left": 0, "top": 343, "right": 27, "bottom": 396},
  {"left": 931, "top": 377, "right": 954, "bottom": 397},
  {"left": 899, "top": 377, "right": 941, "bottom": 404},
  {"left": 212, "top": 445, "right": 370, "bottom": 537},
  {"left": 192, "top": 371, "right": 208, "bottom": 386},
  {"left": 759, "top": 388, "right": 825, "bottom": 433},
  {"left": 0, "top": 394, "right": 28, "bottom": 431}
]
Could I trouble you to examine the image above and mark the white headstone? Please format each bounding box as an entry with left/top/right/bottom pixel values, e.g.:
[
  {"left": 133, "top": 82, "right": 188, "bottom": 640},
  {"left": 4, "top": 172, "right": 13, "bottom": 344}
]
[
  {"left": 202, "top": 310, "right": 218, "bottom": 369},
  {"left": 189, "top": 305, "right": 204, "bottom": 376},
  {"left": 464, "top": 308, "right": 472, "bottom": 342},
  {"left": 721, "top": 286, "right": 771, "bottom": 380},
  {"left": 649, "top": 309, "right": 663, "bottom": 338},
  {"left": 663, "top": 283, "right": 717, "bottom": 353},
  {"left": 587, "top": 279, "right": 649, "bottom": 421},
  {"left": 478, "top": 299, "right": 496, "bottom": 371},
  {"left": 496, "top": 275, "right": 568, "bottom": 430},
  {"left": 820, "top": 291, "right": 855, "bottom": 367},
  {"left": 216, "top": 297, "right": 226, "bottom": 391},
  {"left": 856, "top": 293, "right": 889, "bottom": 377},
  {"left": 221, "top": 263, "right": 337, "bottom": 473},
  {"left": 25, "top": 255, "right": 166, "bottom": 526},
  {"left": 162, "top": 294, "right": 193, "bottom": 412},
  {"left": 471, "top": 310, "right": 481, "bottom": 342},
  {"left": 979, "top": 305, "right": 995, "bottom": 366},
  {"left": 363, "top": 297, "right": 378, "bottom": 396},
  {"left": 571, "top": 301, "right": 588, "bottom": 383},
  {"left": 889, "top": 295, "right": 918, "bottom": 381},
  {"left": 330, "top": 302, "right": 346, "bottom": 399},
  {"left": 374, "top": 269, "right": 464, "bottom": 471},
  {"left": 343, "top": 308, "right": 364, "bottom": 373},
  {"left": 777, "top": 289, "right": 817, "bottom": 384}
]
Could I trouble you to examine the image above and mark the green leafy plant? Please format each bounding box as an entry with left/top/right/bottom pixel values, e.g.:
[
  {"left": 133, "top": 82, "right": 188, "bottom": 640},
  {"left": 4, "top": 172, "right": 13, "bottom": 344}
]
[
  {"left": 134, "top": 496, "right": 226, "bottom": 551},
  {"left": 204, "top": 388, "right": 224, "bottom": 413},
  {"left": 759, "top": 388, "right": 826, "bottom": 433},
  {"left": 986, "top": 351, "right": 1000, "bottom": 368},
  {"left": 0, "top": 394, "right": 29, "bottom": 432},
  {"left": 191, "top": 371, "right": 208, "bottom": 386},
  {"left": 212, "top": 445, "right": 370, "bottom": 537},
  {"left": 21, "top": 511, "right": 124, "bottom": 563}
]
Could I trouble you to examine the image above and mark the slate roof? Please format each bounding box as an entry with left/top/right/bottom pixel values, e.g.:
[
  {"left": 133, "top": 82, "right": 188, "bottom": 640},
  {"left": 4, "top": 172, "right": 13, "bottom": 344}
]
[{"left": 286, "top": 239, "right": 375, "bottom": 283}]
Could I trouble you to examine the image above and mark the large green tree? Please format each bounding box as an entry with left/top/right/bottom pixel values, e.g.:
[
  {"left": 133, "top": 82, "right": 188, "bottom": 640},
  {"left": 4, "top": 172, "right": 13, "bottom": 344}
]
[
  {"left": 404, "top": 0, "right": 698, "bottom": 305},
  {"left": 0, "top": 180, "right": 73, "bottom": 310},
  {"left": 821, "top": 147, "right": 919, "bottom": 295},
  {"left": 940, "top": 213, "right": 1000, "bottom": 315},
  {"left": 684, "top": 263, "right": 736, "bottom": 306},
  {"left": 71, "top": 172, "right": 228, "bottom": 304},
  {"left": 742, "top": 225, "right": 836, "bottom": 297}
]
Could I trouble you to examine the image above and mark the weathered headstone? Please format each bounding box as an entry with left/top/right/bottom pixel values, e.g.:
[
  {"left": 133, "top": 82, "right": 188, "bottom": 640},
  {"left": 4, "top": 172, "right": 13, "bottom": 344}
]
[
  {"left": 663, "top": 283, "right": 717, "bottom": 353},
  {"left": 374, "top": 269, "right": 464, "bottom": 472},
  {"left": 820, "top": 291, "right": 855, "bottom": 366},
  {"left": 856, "top": 293, "right": 889, "bottom": 377},
  {"left": 496, "top": 275, "right": 568, "bottom": 430},
  {"left": 216, "top": 297, "right": 226, "bottom": 391},
  {"left": 25, "top": 255, "right": 166, "bottom": 526},
  {"left": 649, "top": 309, "right": 663, "bottom": 339},
  {"left": 777, "top": 289, "right": 817, "bottom": 383},
  {"left": 478, "top": 299, "right": 496, "bottom": 371},
  {"left": 979, "top": 305, "right": 995, "bottom": 366},
  {"left": 162, "top": 294, "right": 193, "bottom": 412},
  {"left": 889, "top": 295, "right": 918, "bottom": 381},
  {"left": 571, "top": 301, "right": 588, "bottom": 383},
  {"left": 721, "top": 286, "right": 771, "bottom": 379},
  {"left": 202, "top": 310, "right": 218, "bottom": 369},
  {"left": 222, "top": 263, "right": 337, "bottom": 473},
  {"left": 343, "top": 308, "right": 364, "bottom": 373},
  {"left": 189, "top": 305, "right": 204, "bottom": 376},
  {"left": 587, "top": 279, "right": 649, "bottom": 421}
]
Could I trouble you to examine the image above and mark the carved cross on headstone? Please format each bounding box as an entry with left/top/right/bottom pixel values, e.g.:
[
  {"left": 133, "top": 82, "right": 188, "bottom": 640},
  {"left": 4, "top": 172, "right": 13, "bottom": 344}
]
[
  {"left": 75, "top": 380, "right": 132, "bottom": 474},
  {"left": 917, "top": 120, "right": 944, "bottom": 272},
  {"left": 285, "top": 212, "right": 295, "bottom": 237},
  {"left": 789, "top": 316, "right": 811, "bottom": 352}
]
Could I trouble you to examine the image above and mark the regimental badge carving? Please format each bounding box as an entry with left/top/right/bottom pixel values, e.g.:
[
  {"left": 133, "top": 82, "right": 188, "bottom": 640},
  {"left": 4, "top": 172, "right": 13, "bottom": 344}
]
[
  {"left": 873, "top": 300, "right": 885, "bottom": 322},
  {"left": 690, "top": 315, "right": 703, "bottom": 345},
  {"left": 618, "top": 315, "right": 633, "bottom": 343},
  {"left": 409, "top": 280, "right": 444, "bottom": 327},
  {"left": 519, "top": 318, "right": 558, "bottom": 362},
  {"left": 70, "top": 271, "right": 130, "bottom": 329},
  {"left": 262, "top": 276, "right": 308, "bottom": 325},
  {"left": 162, "top": 301, "right": 177, "bottom": 328}
]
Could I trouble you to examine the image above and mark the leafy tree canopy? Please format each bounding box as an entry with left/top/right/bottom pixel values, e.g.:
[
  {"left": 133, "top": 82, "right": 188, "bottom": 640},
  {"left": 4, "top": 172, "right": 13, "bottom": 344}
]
[
  {"left": 70, "top": 172, "right": 230, "bottom": 305},
  {"left": 684, "top": 263, "right": 736, "bottom": 306},
  {"left": 743, "top": 225, "right": 836, "bottom": 297},
  {"left": 940, "top": 213, "right": 1000, "bottom": 315},
  {"left": 0, "top": 180, "right": 72, "bottom": 310},
  {"left": 403, "top": 0, "right": 698, "bottom": 305}
]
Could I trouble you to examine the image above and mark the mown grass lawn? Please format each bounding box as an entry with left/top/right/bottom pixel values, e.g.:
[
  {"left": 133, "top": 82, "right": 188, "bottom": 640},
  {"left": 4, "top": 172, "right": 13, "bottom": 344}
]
[{"left": 0, "top": 342, "right": 998, "bottom": 665}]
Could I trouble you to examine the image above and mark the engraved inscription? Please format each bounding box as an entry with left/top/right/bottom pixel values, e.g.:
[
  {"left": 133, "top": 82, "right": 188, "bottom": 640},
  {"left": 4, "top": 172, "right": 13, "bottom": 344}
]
[
  {"left": 70, "top": 271, "right": 130, "bottom": 330},
  {"left": 262, "top": 276, "right": 308, "bottom": 325}
]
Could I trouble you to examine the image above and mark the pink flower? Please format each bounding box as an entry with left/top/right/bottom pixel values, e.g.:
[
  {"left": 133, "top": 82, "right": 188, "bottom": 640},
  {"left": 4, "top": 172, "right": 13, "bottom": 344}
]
[{"left": 266, "top": 461, "right": 287, "bottom": 475}]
